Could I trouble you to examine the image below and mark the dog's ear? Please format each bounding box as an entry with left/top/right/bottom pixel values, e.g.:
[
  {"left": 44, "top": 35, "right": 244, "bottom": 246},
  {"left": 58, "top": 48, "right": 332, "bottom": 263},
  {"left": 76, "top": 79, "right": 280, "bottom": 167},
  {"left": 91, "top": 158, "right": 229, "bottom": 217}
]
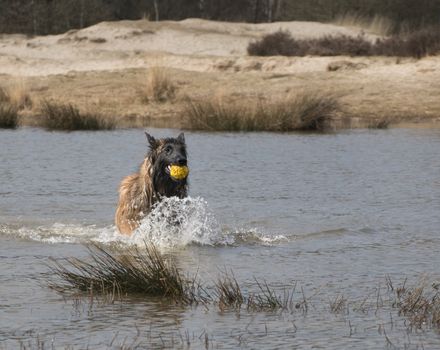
[
  {"left": 176, "top": 132, "right": 185, "bottom": 144},
  {"left": 145, "top": 132, "right": 158, "bottom": 149}
]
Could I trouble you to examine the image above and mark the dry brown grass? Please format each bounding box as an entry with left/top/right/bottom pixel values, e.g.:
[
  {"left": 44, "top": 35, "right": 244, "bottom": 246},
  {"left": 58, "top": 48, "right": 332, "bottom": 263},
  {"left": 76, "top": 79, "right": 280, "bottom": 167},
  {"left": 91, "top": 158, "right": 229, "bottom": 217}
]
[
  {"left": 185, "top": 92, "right": 340, "bottom": 132},
  {"left": 142, "top": 67, "right": 177, "bottom": 103},
  {"left": 0, "top": 84, "right": 32, "bottom": 110},
  {"left": 39, "top": 101, "right": 115, "bottom": 131}
]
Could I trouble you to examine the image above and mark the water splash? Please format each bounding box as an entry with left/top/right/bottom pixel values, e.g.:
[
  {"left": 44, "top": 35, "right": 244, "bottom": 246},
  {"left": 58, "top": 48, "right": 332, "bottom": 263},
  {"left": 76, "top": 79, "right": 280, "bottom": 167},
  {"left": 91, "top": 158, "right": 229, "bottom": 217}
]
[
  {"left": 129, "top": 196, "right": 231, "bottom": 248},
  {"left": 0, "top": 197, "right": 290, "bottom": 248}
]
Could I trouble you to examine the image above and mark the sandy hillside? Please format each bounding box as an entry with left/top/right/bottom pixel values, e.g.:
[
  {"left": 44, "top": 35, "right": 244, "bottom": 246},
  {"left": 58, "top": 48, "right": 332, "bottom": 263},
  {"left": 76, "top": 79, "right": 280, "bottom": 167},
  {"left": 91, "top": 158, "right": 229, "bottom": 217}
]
[{"left": 0, "top": 18, "right": 439, "bottom": 128}]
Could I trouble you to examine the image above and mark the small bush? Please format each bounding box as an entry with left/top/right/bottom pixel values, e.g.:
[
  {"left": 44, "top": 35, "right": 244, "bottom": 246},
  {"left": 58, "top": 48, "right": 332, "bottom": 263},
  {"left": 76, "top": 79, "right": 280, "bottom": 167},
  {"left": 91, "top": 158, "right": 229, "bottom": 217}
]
[
  {"left": 307, "top": 35, "right": 372, "bottom": 56},
  {"left": 142, "top": 67, "right": 176, "bottom": 103},
  {"left": 185, "top": 92, "right": 340, "bottom": 132},
  {"left": 248, "top": 27, "right": 440, "bottom": 59},
  {"left": 247, "top": 30, "right": 305, "bottom": 56},
  {"left": 0, "top": 104, "right": 19, "bottom": 129},
  {"left": 89, "top": 37, "right": 107, "bottom": 43},
  {"left": 40, "top": 101, "right": 115, "bottom": 131}
]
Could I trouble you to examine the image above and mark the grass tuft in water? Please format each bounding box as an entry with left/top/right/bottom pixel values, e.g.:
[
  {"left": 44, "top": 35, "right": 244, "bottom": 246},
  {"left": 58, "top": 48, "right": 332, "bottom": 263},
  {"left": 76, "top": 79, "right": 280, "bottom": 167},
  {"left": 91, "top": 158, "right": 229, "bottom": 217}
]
[
  {"left": 329, "top": 294, "right": 348, "bottom": 314},
  {"left": 49, "top": 243, "right": 199, "bottom": 304},
  {"left": 184, "top": 92, "right": 340, "bottom": 132},
  {"left": 214, "top": 271, "right": 244, "bottom": 310},
  {"left": 393, "top": 279, "right": 440, "bottom": 330},
  {"left": 40, "top": 101, "right": 115, "bottom": 131},
  {"left": 247, "top": 279, "right": 295, "bottom": 311}
]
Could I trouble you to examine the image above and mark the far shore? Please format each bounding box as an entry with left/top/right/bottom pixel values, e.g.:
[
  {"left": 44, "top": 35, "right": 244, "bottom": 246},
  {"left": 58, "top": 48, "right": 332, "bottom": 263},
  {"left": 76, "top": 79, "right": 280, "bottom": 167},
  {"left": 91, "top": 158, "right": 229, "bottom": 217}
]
[{"left": 1, "top": 19, "right": 439, "bottom": 130}]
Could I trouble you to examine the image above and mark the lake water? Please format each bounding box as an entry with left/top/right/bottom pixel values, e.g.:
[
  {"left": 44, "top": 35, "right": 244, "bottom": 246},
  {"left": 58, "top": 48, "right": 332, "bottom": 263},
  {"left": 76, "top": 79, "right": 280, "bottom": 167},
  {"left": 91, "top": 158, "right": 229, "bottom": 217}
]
[{"left": 1, "top": 127, "right": 440, "bottom": 349}]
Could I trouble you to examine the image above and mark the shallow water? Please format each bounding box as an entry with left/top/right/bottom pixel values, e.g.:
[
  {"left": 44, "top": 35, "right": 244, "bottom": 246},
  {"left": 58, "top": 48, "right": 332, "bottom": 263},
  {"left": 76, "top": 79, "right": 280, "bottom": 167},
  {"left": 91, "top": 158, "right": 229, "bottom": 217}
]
[{"left": 1, "top": 127, "right": 440, "bottom": 349}]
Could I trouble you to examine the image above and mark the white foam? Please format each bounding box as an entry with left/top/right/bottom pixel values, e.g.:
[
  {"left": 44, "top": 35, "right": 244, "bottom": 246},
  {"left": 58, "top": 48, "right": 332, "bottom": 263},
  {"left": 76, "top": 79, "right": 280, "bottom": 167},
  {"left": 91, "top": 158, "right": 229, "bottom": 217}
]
[
  {"left": 1, "top": 197, "right": 288, "bottom": 248},
  {"left": 128, "top": 196, "right": 231, "bottom": 248}
]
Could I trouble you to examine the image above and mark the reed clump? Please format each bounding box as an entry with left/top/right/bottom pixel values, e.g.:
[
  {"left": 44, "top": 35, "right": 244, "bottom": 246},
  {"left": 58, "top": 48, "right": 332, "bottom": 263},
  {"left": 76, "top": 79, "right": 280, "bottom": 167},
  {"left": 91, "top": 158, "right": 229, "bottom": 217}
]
[
  {"left": 142, "top": 67, "right": 177, "bottom": 103},
  {"left": 39, "top": 101, "right": 115, "bottom": 131},
  {"left": 185, "top": 92, "right": 340, "bottom": 132}
]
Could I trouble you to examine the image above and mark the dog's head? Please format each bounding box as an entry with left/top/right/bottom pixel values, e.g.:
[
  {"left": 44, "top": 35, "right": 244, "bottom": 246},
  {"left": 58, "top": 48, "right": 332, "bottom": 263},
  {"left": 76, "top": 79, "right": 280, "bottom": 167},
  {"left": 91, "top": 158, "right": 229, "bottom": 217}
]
[{"left": 145, "top": 131, "right": 188, "bottom": 197}]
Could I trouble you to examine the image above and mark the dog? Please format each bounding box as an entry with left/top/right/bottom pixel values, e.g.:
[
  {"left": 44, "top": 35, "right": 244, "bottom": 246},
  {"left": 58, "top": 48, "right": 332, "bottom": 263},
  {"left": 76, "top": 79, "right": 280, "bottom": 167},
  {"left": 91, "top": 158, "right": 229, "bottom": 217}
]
[{"left": 115, "top": 132, "right": 188, "bottom": 235}]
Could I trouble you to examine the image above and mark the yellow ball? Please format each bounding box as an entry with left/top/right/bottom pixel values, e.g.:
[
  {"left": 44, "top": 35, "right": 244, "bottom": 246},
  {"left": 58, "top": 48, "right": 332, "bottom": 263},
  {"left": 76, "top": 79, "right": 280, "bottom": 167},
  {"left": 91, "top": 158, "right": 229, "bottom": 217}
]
[{"left": 170, "top": 165, "right": 189, "bottom": 180}]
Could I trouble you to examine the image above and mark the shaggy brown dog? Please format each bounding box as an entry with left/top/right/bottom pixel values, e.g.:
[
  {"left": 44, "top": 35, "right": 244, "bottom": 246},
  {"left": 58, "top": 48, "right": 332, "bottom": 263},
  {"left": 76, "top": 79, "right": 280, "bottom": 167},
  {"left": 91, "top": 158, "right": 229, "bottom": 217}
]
[{"left": 115, "top": 132, "right": 188, "bottom": 235}]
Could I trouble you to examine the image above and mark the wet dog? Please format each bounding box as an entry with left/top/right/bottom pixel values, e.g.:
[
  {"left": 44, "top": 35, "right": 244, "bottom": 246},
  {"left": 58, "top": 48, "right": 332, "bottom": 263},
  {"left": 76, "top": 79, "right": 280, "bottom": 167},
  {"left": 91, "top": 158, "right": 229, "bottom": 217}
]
[{"left": 115, "top": 132, "right": 188, "bottom": 235}]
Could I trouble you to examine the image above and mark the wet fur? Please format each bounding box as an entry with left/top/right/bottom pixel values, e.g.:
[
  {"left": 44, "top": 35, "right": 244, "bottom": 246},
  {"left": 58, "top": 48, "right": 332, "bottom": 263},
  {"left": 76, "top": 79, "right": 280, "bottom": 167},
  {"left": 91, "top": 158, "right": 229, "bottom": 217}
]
[{"left": 115, "top": 133, "right": 188, "bottom": 235}]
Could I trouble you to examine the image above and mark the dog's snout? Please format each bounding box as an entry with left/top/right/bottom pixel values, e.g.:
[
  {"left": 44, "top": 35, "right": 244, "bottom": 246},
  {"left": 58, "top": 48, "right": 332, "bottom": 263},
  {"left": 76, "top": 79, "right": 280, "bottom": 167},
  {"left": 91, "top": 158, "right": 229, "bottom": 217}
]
[{"left": 177, "top": 158, "right": 187, "bottom": 166}]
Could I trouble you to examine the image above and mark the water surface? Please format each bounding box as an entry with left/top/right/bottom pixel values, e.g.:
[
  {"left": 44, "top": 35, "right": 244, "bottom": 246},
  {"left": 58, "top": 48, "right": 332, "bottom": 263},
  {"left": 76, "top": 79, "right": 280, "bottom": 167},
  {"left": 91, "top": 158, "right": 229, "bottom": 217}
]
[{"left": 1, "top": 128, "right": 440, "bottom": 349}]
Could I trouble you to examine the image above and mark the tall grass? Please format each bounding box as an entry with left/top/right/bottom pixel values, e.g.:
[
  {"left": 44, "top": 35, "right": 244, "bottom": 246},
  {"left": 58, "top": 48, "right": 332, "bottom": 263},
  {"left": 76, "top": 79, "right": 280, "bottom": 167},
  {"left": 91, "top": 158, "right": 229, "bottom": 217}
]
[
  {"left": 40, "top": 101, "right": 115, "bottom": 131},
  {"left": 248, "top": 28, "right": 440, "bottom": 59},
  {"left": 185, "top": 92, "right": 340, "bottom": 132},
  {"left": 142, "top": 67, "right": 177, "bottom": 103}
]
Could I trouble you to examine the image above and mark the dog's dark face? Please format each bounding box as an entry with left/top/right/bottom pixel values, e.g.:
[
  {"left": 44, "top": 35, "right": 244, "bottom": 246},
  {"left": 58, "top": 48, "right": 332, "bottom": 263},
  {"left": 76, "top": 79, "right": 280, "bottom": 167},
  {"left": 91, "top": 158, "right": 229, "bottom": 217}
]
[{"left": 145, "top": 132, "right": 188, "bottom": 197}]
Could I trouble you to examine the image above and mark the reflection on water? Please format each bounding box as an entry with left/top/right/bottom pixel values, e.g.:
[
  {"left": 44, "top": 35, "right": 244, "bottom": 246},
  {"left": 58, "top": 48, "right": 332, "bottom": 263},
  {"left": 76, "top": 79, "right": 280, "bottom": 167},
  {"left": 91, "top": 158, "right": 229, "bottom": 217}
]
[{"left": 1, "top": 127, "right": 440, "bottom": 348}]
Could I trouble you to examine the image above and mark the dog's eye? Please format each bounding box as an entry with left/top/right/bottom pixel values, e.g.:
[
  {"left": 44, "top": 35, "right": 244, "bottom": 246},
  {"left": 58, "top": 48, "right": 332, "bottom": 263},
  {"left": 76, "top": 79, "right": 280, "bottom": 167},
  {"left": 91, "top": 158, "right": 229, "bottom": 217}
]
[{"left": 164, "top": 146, "right": 172, "bottom": 154}]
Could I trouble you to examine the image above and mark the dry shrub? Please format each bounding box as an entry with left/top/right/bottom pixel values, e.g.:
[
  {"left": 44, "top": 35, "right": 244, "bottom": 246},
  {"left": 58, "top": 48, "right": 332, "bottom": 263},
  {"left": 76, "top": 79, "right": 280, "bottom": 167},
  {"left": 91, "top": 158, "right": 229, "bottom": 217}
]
[
  {"left": 185, "top": 92, "right": 340, "bottom": 132},
  {"left": 249, "top": 27, "right": 440, "bottom": 59},
  {"left": 0, "top": 104, "right": 19, "bottom": 129},
  {"left": 40, "top": 101, "right": 115, "bottom": 131},
  {"left": 142, "top": 67, "right": 177, "bottom": 103}
]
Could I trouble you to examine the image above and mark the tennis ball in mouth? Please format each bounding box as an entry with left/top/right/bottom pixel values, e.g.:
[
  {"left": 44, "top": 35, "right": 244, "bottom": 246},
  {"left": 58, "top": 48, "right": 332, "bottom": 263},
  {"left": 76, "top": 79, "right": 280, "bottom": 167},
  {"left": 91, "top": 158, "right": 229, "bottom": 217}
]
[{"left": 169, "top": 165, "right": 189, "bottom": 180}]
